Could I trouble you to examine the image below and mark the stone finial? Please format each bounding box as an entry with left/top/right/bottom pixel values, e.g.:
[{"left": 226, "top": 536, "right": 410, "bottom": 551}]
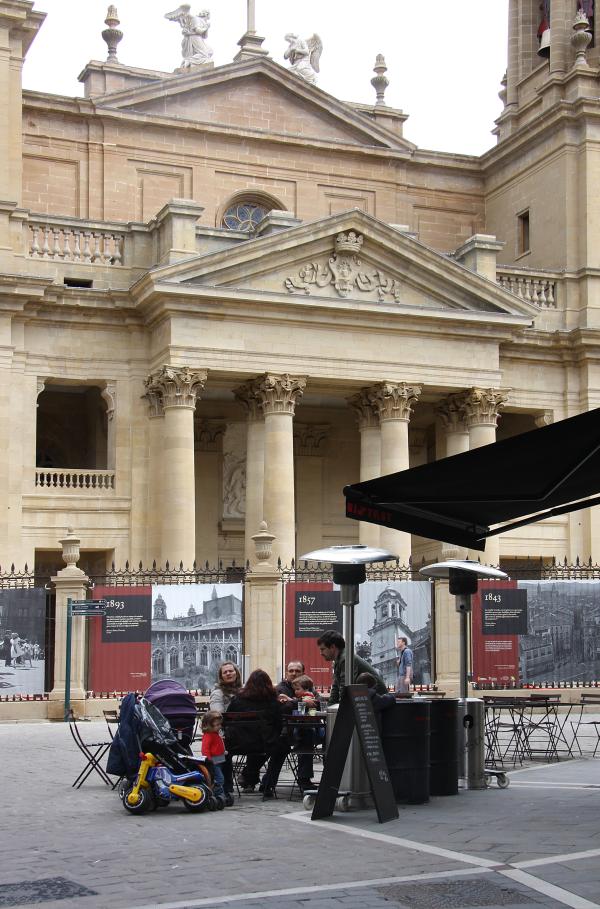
[
  {"left": 498, "top": 72, "right": 507, "bottom": 106},
  {"left": 371, "top": 54, "right": 389, "bottom": 106},
  {"left": 252, "top": 521, "right": 276, "bottom": 563},
  {"left": 572, "top": 8, "right": 592, "bottom": 67},
  {"left": 59, "top": 528, "right": 81, "bottom": 569},
  {"left": 102, "top": 6, "right": 123, "bottom": 63},
  {"left": 235, "top": 0, "right": 268, "bottom": 61}
]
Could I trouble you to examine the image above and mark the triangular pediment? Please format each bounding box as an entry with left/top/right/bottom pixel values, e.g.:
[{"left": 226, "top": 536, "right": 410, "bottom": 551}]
[
  {"left": 96, "top": 58, "right": 412, "bottom": 151},
  {"left": 141, "top": 211, "right": 539, "bottom": 323}
]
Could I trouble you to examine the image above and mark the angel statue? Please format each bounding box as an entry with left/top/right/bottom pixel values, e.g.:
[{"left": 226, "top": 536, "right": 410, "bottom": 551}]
[
  {"left": 165, "top": 5, "right": 214, "bottom": 68},
  {"left": 284, "top": 33, "right": 323, "bottom": 85}
]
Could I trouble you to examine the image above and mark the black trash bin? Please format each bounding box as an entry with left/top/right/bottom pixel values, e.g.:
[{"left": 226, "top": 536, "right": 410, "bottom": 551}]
[
  {"left": 381, "top": 700, "right": 430, "bottom": 804},
  {"left": 429, "top": 698, "right": 459, "bottom": 796}
]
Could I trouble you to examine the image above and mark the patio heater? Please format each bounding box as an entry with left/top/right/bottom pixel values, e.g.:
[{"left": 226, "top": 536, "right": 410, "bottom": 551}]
[
  {"left": 300, "top": 544, "right": 397, "bottom": 688},
  {"left": 418, "top": 559, "right": 507, "bottom": 699}
]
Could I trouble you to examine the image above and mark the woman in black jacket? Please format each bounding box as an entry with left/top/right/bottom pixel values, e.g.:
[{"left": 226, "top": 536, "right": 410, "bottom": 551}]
[{"left": 226, "top": 669, "right": 288, "bottom": 798}]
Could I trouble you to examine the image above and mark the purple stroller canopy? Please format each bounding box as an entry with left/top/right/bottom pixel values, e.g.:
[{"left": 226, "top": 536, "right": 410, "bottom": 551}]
[{"left": 144, "top": 679, "right": 197, "bottom": 723}]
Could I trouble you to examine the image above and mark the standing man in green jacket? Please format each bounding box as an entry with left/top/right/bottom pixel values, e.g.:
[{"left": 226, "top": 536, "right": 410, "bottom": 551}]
[{"left": 317, "top": 630, "right": 387, "bottom": 705}]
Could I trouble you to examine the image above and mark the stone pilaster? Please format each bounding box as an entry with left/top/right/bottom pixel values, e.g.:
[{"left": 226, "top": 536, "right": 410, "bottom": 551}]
[
  {"left": 255, "top": 373, "right": 306, "bottom": 567},
  {"left": 142, "top": 386, "right": 164, "bottom": 565},
  {"left": 194, "top": 419, "right": 225, "bottom": 566},
  {"left": 144, "top": 366, "right": 207, "bottom": 567},
  {"left": 294, "top": 423, "right": 330, "bottom": 558},
  {"left": 372, "top": 382, "right": 421, "bottom": 563},
  {"left": 348, "top": 389, "right": 381, "bottom": 548},
  {"left": 463, "top": 387, "right": 509, "bottom": 566},
  {"left": 235, "top": 381, "right": 265, "bottom": 566}
]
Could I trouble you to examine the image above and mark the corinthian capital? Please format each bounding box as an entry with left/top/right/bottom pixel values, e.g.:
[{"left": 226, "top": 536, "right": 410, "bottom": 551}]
[
  {"left": 142, "top": 387, "right": 164, "bottom": 419},
  {"left": 255, "top": 373, "right": 307, "bottom": 416},
  {"left": 145, "top": 366, "right": 207, "bottom": 409},
  {"left": 234, "top": 380, "right": 263, "bottom": 422},
  {"left": 436, "top": 394, "right": 469, "bottom": 433},
  {"left": 462, "top": 387, "right": 509, "bottom": 427},
  {"left": 372, "top": 382, "right": 421, "bottom": 423},
  {"left": 348, "top": 388, "right": 379, "bottom": 430}
]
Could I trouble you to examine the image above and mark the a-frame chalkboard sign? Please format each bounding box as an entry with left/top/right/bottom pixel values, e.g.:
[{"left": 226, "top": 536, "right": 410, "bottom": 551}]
[{"left": 312, "top": 684, "right": 398, "bottom": 824}]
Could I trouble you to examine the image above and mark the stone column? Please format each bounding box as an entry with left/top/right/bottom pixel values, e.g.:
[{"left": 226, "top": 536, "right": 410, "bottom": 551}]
[
  {"left": 294, "top": 423, "right": 329, "bottom": 558},
  {"left": 145, "top": 366, "right": 207, "bottom": 568},
  {"left": 372, "top": 382, "right": 421, "bottom": 564},
  {"left": 141, "top": 386, "right": 164, "bottom": 565},
  {"left": 436, "top": 394, "right": 471, "bottom": 561},
  {"left": 48, "top": 529, "right": 90, "bottom": 718},
  {"left": 255, "top": 373, "right": 306, "bottom": 568},
  {"left": 549, "top": 0, "right": 571, "bottom": 75},
  {"left": 194, "top": 420, "right": 225, "bottom": 566},
  {"left": 235, "top": 382, "right": 265, "bottom": 566},
  {"left": 463, "top": 387, "right": 509, "bottom": 567},
  {"left": 348, "top": 389, "right": 381, "bottom": 548}
]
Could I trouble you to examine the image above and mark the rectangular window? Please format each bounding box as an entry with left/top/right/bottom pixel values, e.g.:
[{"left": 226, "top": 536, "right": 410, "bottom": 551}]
[{"left": 517, "top": 210, "right": 530, "bottom": 255}]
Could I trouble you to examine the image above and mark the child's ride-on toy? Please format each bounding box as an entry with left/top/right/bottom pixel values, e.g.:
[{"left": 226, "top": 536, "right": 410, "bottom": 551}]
[{"left": 122, "top": 750, "right": 220, "bottom": 813}]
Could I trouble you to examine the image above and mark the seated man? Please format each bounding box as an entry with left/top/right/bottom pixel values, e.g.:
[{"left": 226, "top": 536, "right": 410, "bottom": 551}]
[{"left": 276, "top": 660, "right": 318, "bottom": 792}]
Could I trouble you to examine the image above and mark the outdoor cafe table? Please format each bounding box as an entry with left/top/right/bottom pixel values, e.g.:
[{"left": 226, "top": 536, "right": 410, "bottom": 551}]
[{"left": 484, "top": 694, "right": 574, "bottom": 767}]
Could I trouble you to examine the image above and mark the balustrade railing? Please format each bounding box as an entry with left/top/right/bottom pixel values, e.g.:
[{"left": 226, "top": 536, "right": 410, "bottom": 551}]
[
  {"left": 497, "top": 267, "right": 559, "bottom": 308},
  {"left": 35, "top": 469, "right": 115, "bottom": 491},
  {"left": 28, "top": 219, "right": 124, "bottom": 265}
]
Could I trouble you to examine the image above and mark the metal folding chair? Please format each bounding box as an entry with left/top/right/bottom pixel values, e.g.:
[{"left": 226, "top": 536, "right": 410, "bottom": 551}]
[{"left": 68, "top": 713, "right": 113, "bottom": 788}]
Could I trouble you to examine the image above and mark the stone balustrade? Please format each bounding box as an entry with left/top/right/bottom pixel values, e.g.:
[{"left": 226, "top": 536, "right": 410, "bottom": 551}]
[
  {"left": 35, "top": 469, "right": 115, "bottom": 491},
  {"left": 28, "top": 218, "right": 125, "bottom": 265},
  {"left": 496, "top": 267, "right": 559, "bottom": 308}
]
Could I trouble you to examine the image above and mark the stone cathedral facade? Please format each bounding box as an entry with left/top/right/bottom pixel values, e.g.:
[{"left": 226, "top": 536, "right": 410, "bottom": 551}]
[{"left": 0, "top": 0, "right": 599, "bottom": 591}]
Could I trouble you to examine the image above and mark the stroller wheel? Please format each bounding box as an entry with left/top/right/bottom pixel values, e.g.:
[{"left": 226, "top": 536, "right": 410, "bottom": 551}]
[{"left": 122, "top": 784, "right": 154, "bottom": 815}]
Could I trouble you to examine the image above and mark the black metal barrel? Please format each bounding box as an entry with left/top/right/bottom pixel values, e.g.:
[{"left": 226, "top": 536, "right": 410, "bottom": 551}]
[
  {"left": 428, "top": 698, "right": 459, "bottom": 796},
  {"left": 381, "top": 700, "right": 430, "bottom": 804}
]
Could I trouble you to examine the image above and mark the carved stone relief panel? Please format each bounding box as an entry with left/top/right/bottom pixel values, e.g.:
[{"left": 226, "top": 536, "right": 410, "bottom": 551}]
[{"left": 222, "top": 422, "right": 247, "bottom": 519}]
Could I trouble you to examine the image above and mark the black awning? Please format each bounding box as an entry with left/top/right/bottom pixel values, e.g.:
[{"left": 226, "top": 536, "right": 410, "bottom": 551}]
[{"left": 343, "top": 408, "right": 600, "bottom": 551}]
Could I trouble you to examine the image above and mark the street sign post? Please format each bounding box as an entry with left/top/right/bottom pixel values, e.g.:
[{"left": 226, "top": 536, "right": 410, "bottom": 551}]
[{"left": 64, "top": 599, "right": 107, "bottom": 721}]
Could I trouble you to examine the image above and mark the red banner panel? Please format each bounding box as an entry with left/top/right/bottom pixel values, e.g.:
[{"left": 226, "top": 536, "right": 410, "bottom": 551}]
[
  {"left": 87, "top": 587, "right": 152, "bottom": 692},
  {"left": 284, "top": 582, "right": 341, "bottom": 690},
  {"left": 472, "top": 580, "right": 523, "bottom": 687}
]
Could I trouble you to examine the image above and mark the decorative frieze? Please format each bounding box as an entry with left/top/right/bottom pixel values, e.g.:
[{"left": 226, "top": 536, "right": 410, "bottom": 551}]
[
  {"left": 348, "top": 388, "right": 380, "bottom": 430},
  {"left": 372, "top": 382, "right": 421, "bottom": 423},
  {"left": 462, "top": 387, "right": 508, "bottom": 428},
  {"left": 144, "top": 366, "right": 207, "bottom": 409},
  {"left": 294, "top": 423, "right": 330, "bottom": 456},
  {"left": 285, "top": 232, "right": 401, "bottom": 302},
  {"left": 255, "top": 373, "right": 307, "bottom": 416}
]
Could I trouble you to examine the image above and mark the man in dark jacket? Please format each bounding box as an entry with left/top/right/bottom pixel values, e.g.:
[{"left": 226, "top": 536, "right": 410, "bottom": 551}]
[{"left": 317, "top": 631, "right": 387, "bottom": 705}]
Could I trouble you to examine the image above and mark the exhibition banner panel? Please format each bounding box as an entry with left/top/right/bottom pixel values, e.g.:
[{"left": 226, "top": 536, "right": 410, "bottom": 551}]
[
  {"left": 151, "top": 583, "right": 243, "bottom": 691},
  {"left": 472, "top": 581, "right": 521, "bottom": 687},
  {"left": 284, "top": 583, "right": 341, "bottom": 687},
  {"left": 0, "top": 587, "right": 46, "bottom": 695},
  {"left": 472, "top": 579, "right": 600, "bottom": 686},
  {"left": 354, "top": 581, "right": 432, "bottom": 689},
  {"left": 88, "top": 587, "right": 152, "bottom": 692}
]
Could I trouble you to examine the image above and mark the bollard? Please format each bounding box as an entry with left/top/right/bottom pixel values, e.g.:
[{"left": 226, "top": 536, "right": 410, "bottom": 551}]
[{"left": 459, "top": 697, "right": 486, "bottom": 789}]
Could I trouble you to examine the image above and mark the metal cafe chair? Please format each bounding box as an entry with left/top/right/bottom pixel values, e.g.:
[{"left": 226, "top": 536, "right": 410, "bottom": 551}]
[
  {"left": 102, "top": 708, "right": 120, "bottom": 740},
  {"left": 68, "top": 711, "right": 113, "bottom": 788},
  {"left": 283, "top": 713, "right": 326, "bottom": 800},
  {"left": 570, "top": 692, "right": 600, "bottom": 756}
]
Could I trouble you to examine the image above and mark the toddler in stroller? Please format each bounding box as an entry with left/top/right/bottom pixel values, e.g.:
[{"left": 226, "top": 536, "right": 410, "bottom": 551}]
[{"left": 107, "top": 684, "right": 224, "bottom": 814}]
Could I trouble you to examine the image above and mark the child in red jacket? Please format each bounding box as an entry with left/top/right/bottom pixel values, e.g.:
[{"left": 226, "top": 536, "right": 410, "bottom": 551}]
[{"left": 201, "top": 710, "right": 228, "bottom": 803}]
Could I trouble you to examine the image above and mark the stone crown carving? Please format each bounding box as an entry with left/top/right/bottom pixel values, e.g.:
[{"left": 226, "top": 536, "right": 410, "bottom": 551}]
[
  {"left": 144, "top": 366, "right": 207, "bottom": 409},
  {"left": 335, "top": 231, "right": 363, "bottom": 255}
]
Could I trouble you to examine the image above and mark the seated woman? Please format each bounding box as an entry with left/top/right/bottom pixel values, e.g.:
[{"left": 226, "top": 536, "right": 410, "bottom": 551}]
[{"left": 226, "top": 669, "right": 288, "bottom": 799}]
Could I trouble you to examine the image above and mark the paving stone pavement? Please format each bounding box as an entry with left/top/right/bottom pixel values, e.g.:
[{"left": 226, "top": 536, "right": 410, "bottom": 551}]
[{"left": 1, "top": 722, "right": 600, "bottom": 909}]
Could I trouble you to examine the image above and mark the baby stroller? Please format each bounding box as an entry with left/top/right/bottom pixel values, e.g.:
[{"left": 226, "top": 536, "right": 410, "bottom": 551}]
[
  {"left": 145, "top": 679, "right": 198, "bottom": 750},
  {"left": 108, "top": 693, "right": 221, "bottom": 814}
]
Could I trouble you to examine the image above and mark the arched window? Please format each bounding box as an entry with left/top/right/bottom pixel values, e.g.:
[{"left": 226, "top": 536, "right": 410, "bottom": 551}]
[{"left": 222, "top": 200, "right": 270, "bottom": 232}]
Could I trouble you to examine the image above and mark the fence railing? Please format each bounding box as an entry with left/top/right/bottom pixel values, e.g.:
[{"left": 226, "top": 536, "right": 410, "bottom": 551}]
[
  {"left": 496, "top": 266, "right": 560, "bottom": 308},
  {"left": 35, "top": 469, "right": 115, "bottom": 491}
]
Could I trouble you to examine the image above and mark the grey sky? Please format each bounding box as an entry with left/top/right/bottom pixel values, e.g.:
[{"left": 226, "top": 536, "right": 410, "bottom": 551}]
[{"left": 23, "top": 0, "right": 509, "bottom": 156}]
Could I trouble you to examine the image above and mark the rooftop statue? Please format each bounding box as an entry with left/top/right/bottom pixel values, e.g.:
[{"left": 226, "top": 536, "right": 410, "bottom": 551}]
[
  {"left": 284, "top": 33, "right": 322, "bottom": 85},
  {"left": 165, "top": 5, "right": 214, "bottom": 68}
]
